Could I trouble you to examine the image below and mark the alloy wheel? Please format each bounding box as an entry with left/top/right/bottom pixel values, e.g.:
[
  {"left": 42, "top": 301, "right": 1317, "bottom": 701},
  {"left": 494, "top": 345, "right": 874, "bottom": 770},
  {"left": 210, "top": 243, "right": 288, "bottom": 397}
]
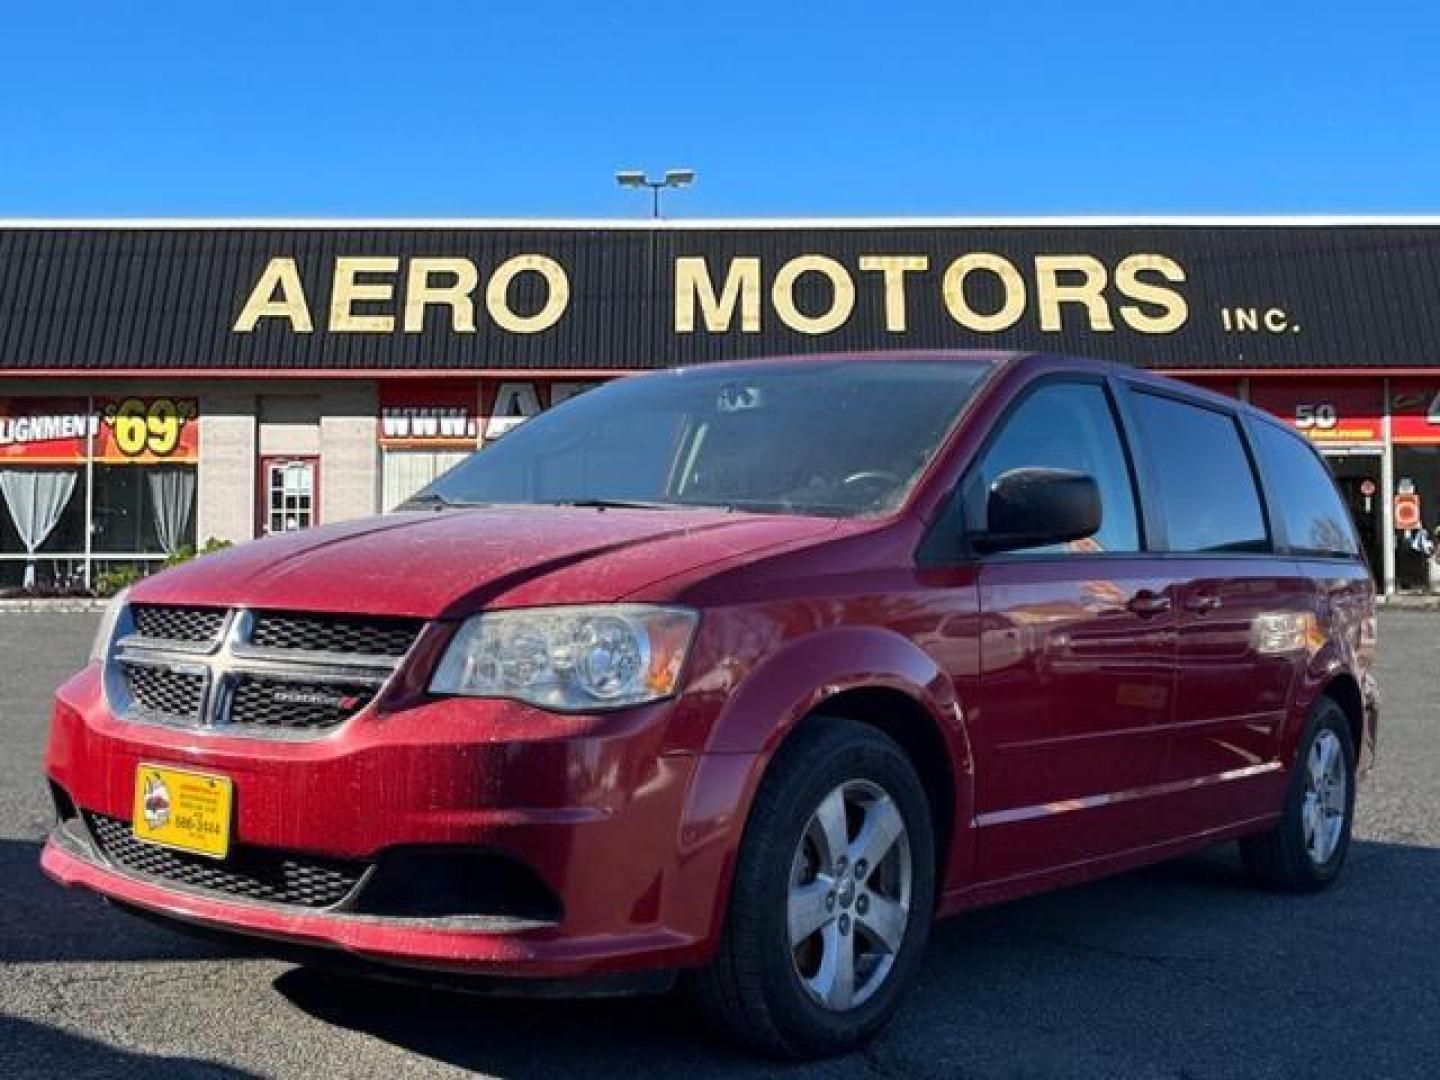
[
  {"left": 1303, "top": 729, "right": 1348, "bottom": 865},
  {"left": 787, "top": 779, "right": 912, "bottom": 1012}
]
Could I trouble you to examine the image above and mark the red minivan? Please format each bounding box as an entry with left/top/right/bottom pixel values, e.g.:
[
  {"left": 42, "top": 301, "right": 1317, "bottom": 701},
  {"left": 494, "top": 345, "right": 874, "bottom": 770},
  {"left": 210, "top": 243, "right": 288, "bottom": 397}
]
[{"left": 42, "top": 352, "right": 1377, "bottom": 1058}]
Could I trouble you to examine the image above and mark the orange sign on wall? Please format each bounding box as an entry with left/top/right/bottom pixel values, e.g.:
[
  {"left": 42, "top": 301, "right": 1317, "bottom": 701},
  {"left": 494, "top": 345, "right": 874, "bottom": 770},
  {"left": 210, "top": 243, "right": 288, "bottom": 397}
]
[
  {"left": 96, "top": 397, "right": 200, "bottom": 463},
  {"left": 0, "top": 397, "right": 199, "bottom": 464},
  {"left": 1395, "top": 492, "right": 1422, "bottom": 530},
  {"left": 1390, "top": 382, "right": 1440, "bottom": 445}
]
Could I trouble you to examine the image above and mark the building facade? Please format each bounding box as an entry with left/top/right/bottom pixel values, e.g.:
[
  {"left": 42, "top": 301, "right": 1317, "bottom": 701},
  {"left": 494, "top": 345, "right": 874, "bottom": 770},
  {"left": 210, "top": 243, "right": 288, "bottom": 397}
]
[{"left": 3, "top": 217, "right": 1440, "bottom": 594}]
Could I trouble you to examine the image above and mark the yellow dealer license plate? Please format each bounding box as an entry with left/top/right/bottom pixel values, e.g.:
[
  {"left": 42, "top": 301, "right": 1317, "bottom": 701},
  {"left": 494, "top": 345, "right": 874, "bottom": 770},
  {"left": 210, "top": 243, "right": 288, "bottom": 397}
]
[{"left": 133, "top": 764, "right": 233, "bottom": 859}]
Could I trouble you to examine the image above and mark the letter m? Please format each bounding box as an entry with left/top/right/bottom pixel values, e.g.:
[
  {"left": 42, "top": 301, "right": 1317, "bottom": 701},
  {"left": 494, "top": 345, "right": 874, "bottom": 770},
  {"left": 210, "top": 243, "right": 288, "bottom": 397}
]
[{"left": 674, "top": 257, "right": 761, "bottom": 333}]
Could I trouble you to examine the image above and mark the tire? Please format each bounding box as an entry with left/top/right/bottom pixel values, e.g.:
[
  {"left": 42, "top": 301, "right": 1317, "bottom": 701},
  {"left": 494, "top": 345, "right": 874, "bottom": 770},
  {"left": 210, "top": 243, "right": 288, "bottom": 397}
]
[
  {"left": 687, "top": 717, "right": 936, "bottom": 1059},
  {"left": 1241, "top": 696, "right": 1356, "bottom": 892}
]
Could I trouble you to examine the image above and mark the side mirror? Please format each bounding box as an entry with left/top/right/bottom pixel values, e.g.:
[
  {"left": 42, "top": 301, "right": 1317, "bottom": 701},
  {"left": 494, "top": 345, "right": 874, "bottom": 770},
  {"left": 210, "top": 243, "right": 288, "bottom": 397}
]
[{"left": 973, "top": 467, "right": 1102, "bottom": 553}]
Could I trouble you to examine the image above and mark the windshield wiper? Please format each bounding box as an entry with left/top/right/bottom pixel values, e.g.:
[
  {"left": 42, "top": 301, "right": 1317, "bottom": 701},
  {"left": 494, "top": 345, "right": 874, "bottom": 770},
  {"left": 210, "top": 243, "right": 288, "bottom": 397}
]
[
  {"left": 400, "top": 492, "right": 487, "bottom": 511},
  {"left": 552, "top": 498, "right": 681, "bottom": 511}
]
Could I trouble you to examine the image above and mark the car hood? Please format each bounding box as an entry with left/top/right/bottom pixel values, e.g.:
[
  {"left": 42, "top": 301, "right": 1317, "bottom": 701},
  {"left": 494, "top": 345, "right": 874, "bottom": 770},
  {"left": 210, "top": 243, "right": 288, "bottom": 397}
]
[{"left": 130, "top": 506, "right": 838, "bottom": 618}]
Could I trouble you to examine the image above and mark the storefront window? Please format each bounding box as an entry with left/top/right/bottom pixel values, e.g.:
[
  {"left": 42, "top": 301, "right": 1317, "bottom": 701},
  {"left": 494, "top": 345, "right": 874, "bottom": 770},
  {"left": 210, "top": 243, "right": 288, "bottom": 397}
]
[
  {"left": 0, "top": 396, "right": 199, "bottom": 593},
  {"left": 0, "top": 467, "right": 85, "bottom": 587},
  {"left": 1246, "top": 378, "right": 1386, "bottom": 582},
  {"left": 379, "top": 381, "right": 481, "bottom": 510},
  {"left": 382, "top": 450, "right": 471, "bottom": 510},
  {"left": 1389, "top": 380, "right": 1440, "bottom": 593},
  {"left": 1394, "top": 447, "right": 1440, "bottom": 593},
  {"left": 376, "top": 379, "right": 605, "bottom": 509},
  {"left": 92, "top": 464, "right": 198, "bottom": 554}
]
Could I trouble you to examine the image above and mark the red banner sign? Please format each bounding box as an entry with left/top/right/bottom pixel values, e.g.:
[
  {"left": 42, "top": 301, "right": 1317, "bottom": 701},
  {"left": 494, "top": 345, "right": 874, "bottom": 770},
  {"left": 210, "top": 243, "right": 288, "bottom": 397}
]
[
  {"left": 480, "top": 379, "right": 600, "bottom": 440},
  {"left": 1249, "top": 379, "right": 1383, "bottom": 444},
  {"left": 1390, "top": 381, "right": 1440, "bottom": 445},
  {"left": 0, "top": 398, "right": 94, "bottom": 462},
  {"left": 1176, "top": 376, "right": 1242, "bottom": 401},
  {"left": 378, "top": 380, "right": 604, "bottom": 446},
  {"left": 0, "top": 397, "right": 199, "bottom": 464},
  {"left": 379, "top": 381, "right": 480, "bottom": 449}
]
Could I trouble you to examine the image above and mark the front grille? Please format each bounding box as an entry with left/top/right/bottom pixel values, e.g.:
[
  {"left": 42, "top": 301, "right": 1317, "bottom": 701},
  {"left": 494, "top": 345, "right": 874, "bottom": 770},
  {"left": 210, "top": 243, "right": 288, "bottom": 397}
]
[
  {"left": 132, "top": 605, "right": 225, "bottom": 643},
  {"left": 110, "top": 606, "right": 420, "bottom": 737},
  {"left": 229, "top": 676, "right": 374, "bottom": 730},
  {"left": 85, "top": 812, "right": 367, "bottom": 909},
  {"left": 250, "top": 613, "right": 421, "bottom": 657},
  {"left": 122, "top": 663, "right": 206, "bottom": 722}
]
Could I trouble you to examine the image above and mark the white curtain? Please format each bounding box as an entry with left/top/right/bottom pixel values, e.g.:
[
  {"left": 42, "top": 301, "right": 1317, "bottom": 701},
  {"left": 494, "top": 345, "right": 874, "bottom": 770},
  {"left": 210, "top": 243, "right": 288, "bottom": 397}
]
[
  {"left": 147, "top": 467, "right": 196, "bottom": 555},
  {"left": 0, "top": 468, "right": 79, "bottom": 588}
]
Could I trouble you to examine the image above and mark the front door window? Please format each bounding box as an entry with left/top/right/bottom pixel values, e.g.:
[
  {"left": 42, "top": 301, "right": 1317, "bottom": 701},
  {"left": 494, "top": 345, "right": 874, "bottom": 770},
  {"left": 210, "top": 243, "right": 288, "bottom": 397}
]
[{"left": 261, "top": 458, "right": 317, "bottom": 535}]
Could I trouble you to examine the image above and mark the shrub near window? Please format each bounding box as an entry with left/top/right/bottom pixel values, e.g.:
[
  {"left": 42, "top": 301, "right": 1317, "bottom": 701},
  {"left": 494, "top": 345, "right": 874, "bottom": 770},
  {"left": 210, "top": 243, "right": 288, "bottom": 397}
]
[{"left": 92, "top": 538, "right": 233, "bottom": 597}]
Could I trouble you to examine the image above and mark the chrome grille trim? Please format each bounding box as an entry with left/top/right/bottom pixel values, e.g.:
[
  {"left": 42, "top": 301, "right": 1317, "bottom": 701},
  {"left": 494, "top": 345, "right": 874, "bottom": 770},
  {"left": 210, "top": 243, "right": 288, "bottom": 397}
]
[
  {"left": 116, "top": 633, "right": 225, "bottom": 656},
  {"left": 104, "top": 605, "right": 419, "bottom": 740},
  {"left": 228, "top": 643, "right": 399, "bottom": 680}
]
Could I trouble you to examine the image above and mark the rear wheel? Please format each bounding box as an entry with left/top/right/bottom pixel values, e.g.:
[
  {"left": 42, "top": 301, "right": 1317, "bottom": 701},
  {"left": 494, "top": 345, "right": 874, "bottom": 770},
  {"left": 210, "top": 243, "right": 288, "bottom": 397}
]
[
  {"left": 1241, "top": 697, "right": 1356, "bottom": 892},
  {"left": 687, "top": 718, "right": 936, "bottom": 1059}
]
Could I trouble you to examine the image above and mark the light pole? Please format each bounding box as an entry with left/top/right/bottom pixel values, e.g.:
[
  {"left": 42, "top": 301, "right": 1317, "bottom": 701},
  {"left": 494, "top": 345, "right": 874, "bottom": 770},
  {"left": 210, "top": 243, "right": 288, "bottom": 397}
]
[{"left": 615, "top": 168, "right": 696, "bottom": 218}]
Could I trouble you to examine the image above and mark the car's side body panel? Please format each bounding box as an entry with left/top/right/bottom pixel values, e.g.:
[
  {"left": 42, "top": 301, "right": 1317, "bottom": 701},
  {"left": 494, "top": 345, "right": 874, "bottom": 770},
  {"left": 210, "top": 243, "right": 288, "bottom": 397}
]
[
  {"left": 965, "top": 556, "right": 1181, "bottom": 881},
  {"left": 1288, "top": 561, "right": 1380, "bottom": 772}
]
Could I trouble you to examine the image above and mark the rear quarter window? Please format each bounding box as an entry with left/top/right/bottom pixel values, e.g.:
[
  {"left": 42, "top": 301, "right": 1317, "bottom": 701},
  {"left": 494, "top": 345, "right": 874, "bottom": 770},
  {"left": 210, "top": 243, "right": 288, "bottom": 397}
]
[
  {"left": 1249, "top": 420, "right": 1361, "bottom": 557},
  {"left": 1131, "top": 391, "right": 1269, "bottom": 553}
]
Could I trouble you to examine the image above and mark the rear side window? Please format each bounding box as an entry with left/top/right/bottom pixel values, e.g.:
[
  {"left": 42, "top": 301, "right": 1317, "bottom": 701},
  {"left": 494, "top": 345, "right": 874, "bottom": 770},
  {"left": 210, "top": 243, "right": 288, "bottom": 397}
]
[
  {"left": 1249, "top": 421, "right": 1360, "bottom": 557},
  {"left": 966, "top": 381, "right": 1139, "bottom": 553},
  {"left": 1131, "top": 392, "right": 1269, "bottom": 553}
]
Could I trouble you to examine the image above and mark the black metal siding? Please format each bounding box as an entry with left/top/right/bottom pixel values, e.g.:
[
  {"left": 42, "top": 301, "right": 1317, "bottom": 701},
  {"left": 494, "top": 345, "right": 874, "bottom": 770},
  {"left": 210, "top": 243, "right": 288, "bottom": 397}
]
[{"left": 2, "top": 224, "right": 1439, "bottom": 373}]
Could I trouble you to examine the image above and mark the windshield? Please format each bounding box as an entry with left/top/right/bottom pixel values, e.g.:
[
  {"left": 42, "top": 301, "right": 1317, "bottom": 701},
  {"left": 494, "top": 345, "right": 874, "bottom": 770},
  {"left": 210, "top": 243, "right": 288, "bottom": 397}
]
[{"left": 412, "top": 359, "right": 993, "bottom": 518}]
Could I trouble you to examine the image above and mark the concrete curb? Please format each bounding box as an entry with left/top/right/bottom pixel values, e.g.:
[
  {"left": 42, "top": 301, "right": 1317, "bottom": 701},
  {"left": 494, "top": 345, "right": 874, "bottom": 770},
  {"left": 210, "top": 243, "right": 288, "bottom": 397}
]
[
  {"left": 1379, "top": 597, "right": 1440, "bottom": 611},
  {"left": 0, "top": 598, "right": 110, "bottom": 613}
]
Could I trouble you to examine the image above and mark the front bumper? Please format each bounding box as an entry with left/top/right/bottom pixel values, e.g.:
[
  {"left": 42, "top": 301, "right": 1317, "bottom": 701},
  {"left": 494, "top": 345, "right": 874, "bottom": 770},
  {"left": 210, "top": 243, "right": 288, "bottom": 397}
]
[
  {"left": 42, "top": 664, "right": 747, "bottom": 980},
  {"left": 41, "top": 828, "right": 692, "bottom": 978}
]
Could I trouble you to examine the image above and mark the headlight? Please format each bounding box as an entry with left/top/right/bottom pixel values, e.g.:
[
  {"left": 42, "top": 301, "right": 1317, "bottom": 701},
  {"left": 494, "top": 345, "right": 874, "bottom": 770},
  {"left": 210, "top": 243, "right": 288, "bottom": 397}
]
[
  {"left": 430, "top": 605, "right": 699, "bottom": 712},
  {"left": 90, "top": 587, "right": 130, "bottom": 663}
]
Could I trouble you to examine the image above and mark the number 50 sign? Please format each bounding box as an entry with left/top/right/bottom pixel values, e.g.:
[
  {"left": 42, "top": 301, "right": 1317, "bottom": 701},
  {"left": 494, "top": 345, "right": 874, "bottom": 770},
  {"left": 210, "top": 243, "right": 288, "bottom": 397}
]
[
  {"left": 1294, "top": 402, "right": 1339, "bottom": 430},
  {"left": 1250, "top": 381, "right": 1383, "bottom": 444},
  {"left": 98, "top": 397, "right": 200, "bottom": 463}
]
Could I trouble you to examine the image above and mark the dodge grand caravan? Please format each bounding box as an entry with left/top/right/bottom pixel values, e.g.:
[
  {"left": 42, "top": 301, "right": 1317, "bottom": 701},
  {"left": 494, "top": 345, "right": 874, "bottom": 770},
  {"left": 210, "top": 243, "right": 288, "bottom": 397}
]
[{"left": 42, "top": 352, "right": 1377, "bottom": 1058}]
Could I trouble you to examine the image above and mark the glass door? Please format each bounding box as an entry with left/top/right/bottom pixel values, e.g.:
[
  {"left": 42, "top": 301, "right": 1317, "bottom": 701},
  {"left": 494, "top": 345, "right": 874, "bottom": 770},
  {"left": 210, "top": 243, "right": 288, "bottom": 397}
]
[
  {"left": 258, "top": 456, "right": 319, "bottom": 536},
  {"left": 1322, "top": 451, "right": 1383, "bottom": 578}
]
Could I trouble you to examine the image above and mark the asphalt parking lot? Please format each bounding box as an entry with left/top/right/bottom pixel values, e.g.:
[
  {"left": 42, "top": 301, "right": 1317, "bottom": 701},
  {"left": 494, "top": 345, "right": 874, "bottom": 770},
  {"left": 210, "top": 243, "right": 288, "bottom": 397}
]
[{"left": 2, "top": 611, "right": 1436, "bottom": 1079}]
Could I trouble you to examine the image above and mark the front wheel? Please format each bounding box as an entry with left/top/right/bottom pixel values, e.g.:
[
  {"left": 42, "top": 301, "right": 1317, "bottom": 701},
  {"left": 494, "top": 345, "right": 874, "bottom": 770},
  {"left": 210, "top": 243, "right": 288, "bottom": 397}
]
[
  {"left": 687, "top": 718, "right": 936, "bottom": 1059},
  {"left": 1241, "top": 697, "right": 1356, "bottom": 892}
]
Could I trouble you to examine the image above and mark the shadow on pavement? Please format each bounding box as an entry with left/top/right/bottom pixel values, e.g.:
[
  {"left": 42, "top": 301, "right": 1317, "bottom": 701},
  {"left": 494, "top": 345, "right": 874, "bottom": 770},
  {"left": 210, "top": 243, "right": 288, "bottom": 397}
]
[
  {"left": 273, "top": 840, "right": 1440, "bottom": 1079},
  {"left": 0, "top": 838, "right": 240, "bottom": 965},
  {"left": 0, "top": 1013, "right": 258, "bottom": 1079}
]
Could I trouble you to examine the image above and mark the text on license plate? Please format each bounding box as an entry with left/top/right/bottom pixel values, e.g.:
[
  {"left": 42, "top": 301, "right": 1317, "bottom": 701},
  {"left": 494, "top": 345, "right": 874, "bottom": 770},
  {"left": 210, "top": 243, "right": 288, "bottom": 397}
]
[{"left": 132, "top": 763, "right": 233, "bottom": 859}]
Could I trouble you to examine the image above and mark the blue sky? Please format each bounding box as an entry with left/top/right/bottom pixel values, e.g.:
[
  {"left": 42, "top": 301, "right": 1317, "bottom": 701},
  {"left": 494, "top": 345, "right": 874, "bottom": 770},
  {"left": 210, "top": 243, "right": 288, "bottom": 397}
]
[{"left": 0, "top": 1, "right": 1435, "bottom": 217}]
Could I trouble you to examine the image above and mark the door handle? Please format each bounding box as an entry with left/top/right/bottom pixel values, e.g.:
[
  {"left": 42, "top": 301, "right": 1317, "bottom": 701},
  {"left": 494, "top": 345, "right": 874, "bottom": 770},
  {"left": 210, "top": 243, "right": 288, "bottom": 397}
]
[
  {"left": 1126, "top": 591, "right": 1172, "bottom": 617},
  {"left": 1184, "top": 594, "right": 1223, "bottom": 615}
]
